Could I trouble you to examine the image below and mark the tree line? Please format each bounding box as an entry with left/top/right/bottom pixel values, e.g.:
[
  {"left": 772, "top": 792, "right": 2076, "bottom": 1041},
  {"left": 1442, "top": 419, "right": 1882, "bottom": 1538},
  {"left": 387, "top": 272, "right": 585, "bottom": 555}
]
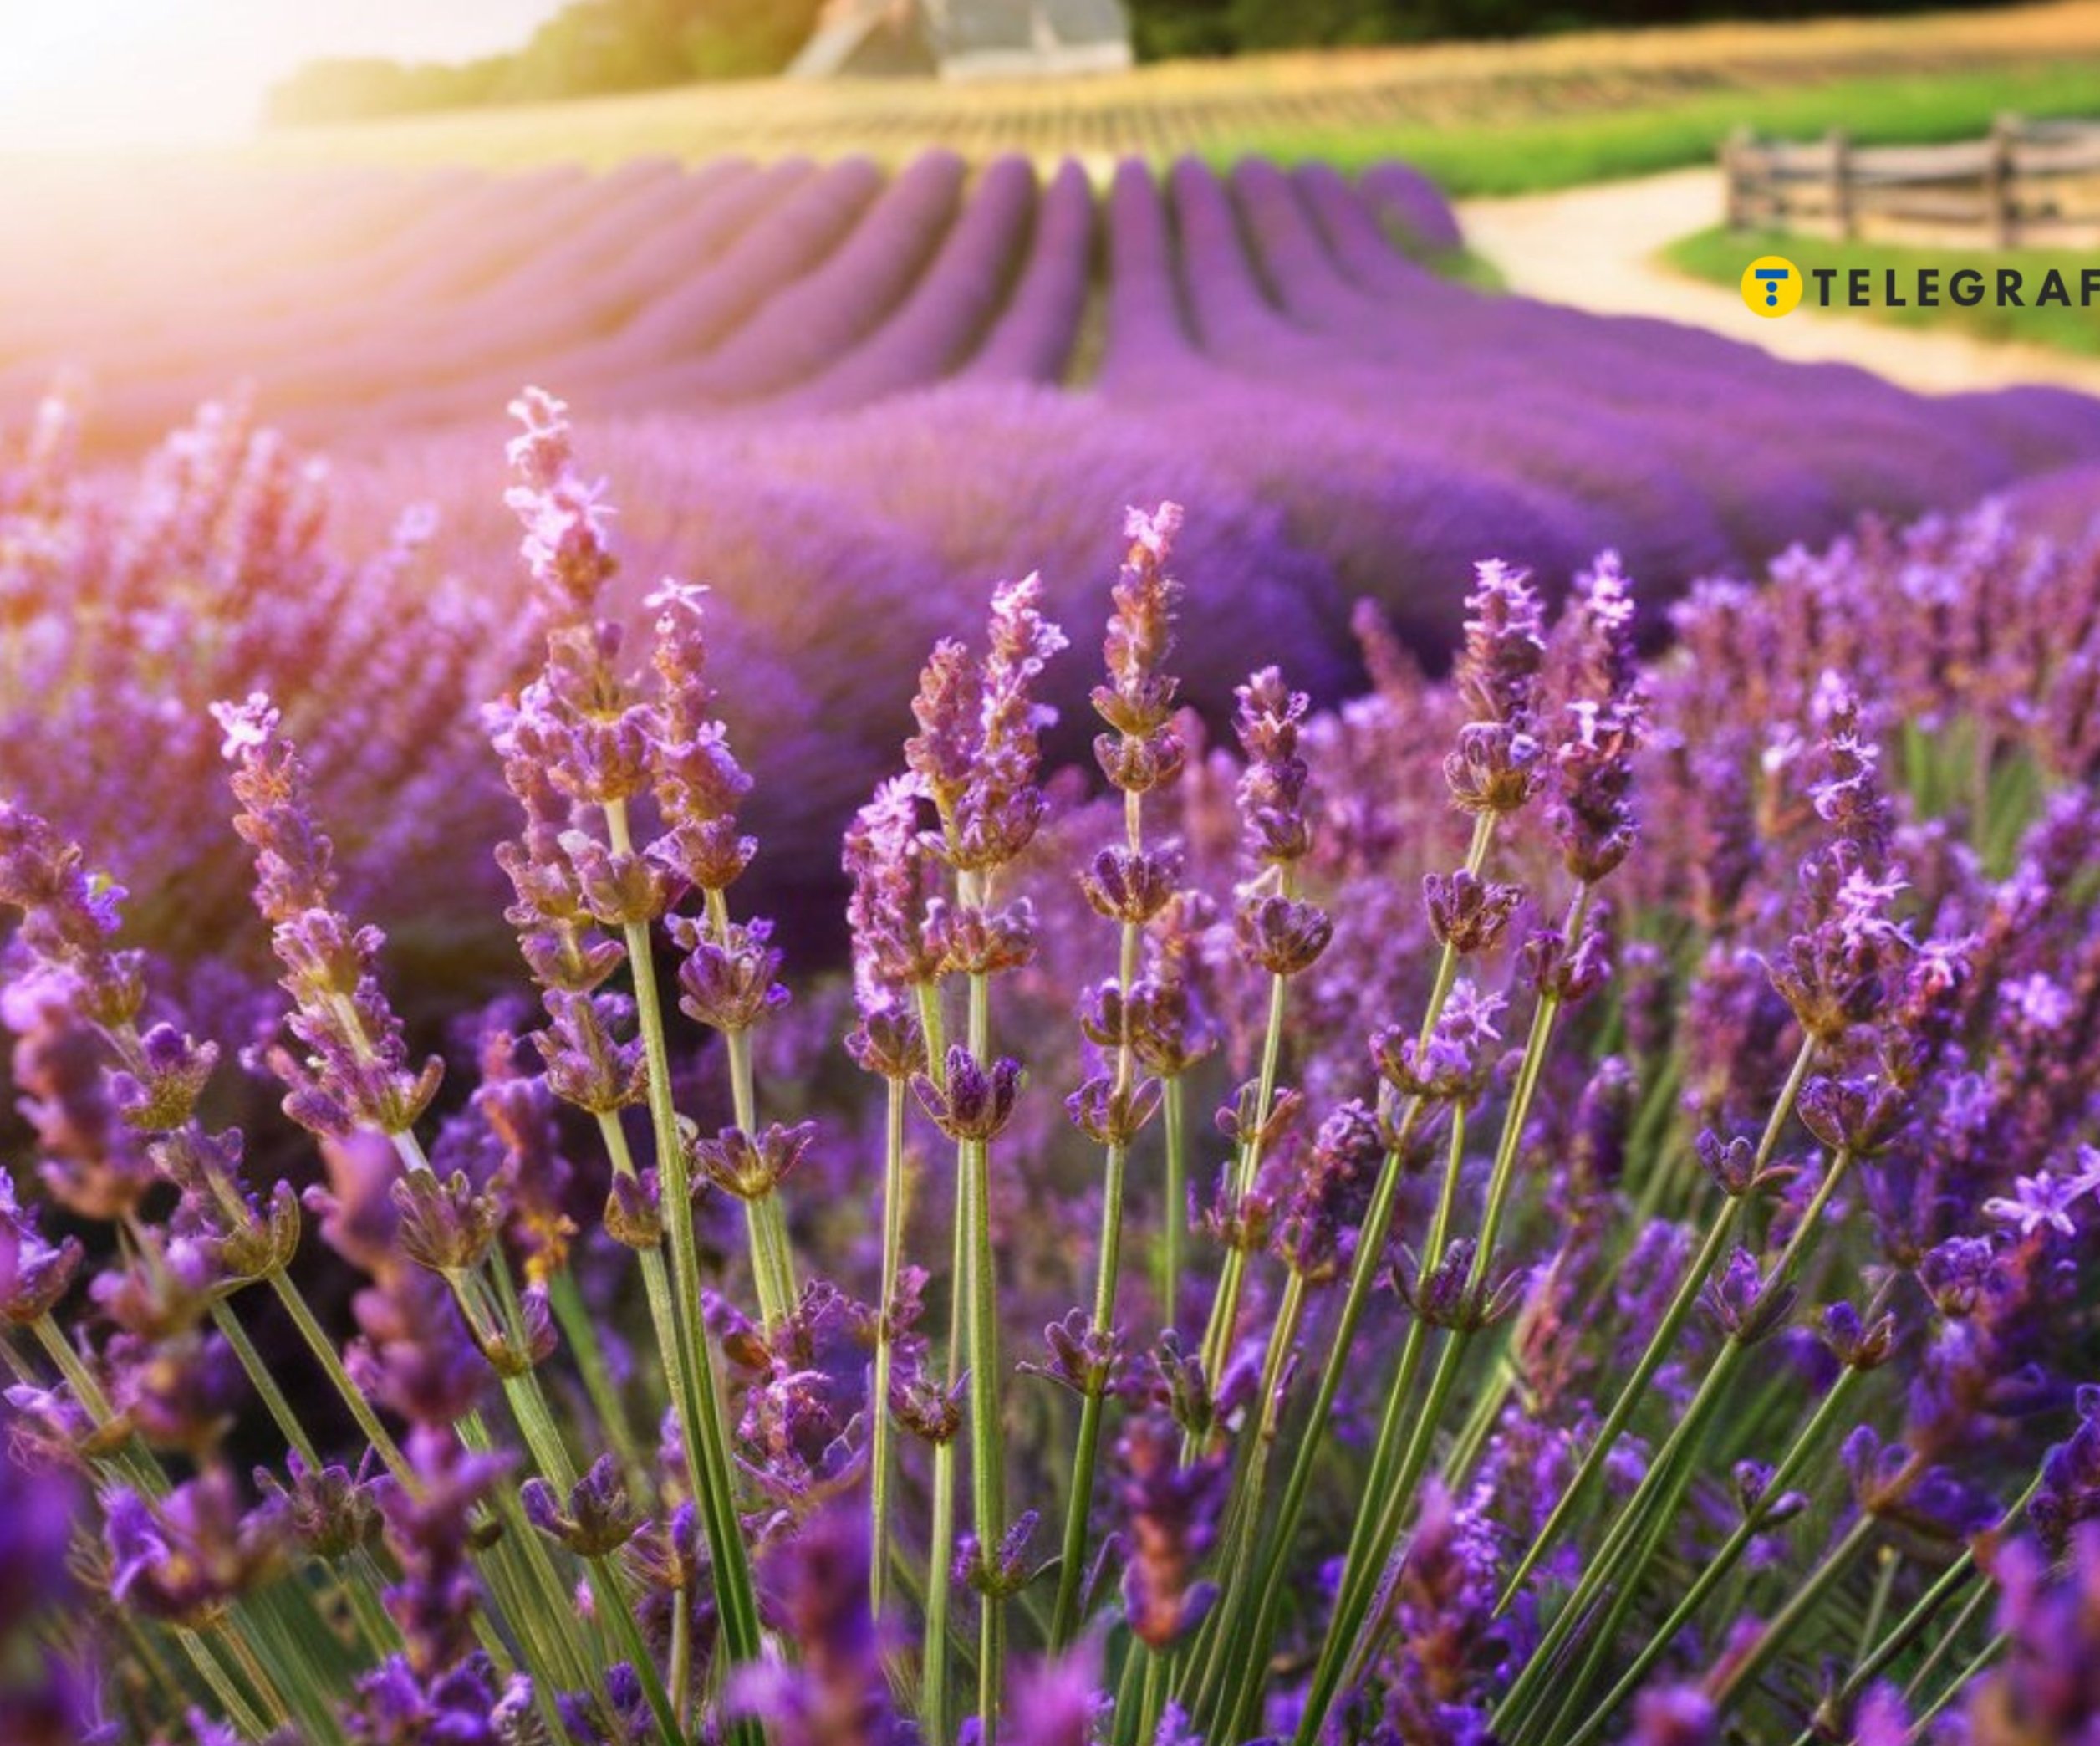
[{"left": 266, "top": 0, "right": 2017, "bottom": 126}]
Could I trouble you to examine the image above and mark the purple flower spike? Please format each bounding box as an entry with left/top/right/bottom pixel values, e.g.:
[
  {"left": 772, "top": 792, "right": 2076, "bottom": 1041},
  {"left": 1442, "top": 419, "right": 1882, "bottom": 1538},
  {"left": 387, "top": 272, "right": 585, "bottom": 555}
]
[
  {"left": 1234, "top": 667, "right": 1314, "bottom": 869},
  {"left": 1372, "top": 979, "right": 1505, "bottom": 1105},
  {"left": 104, "top": 1470, "right": 288, "bottom": 1626},
  {"left": 1546, "top": 552, "right": 1646, "bottom": 881},
  {"left": 214, "top": 694, "right": 442, "bottom": 1136},
  {"left": 1093, "top": 501, "right": 1187, "bottom": 794},
  {"left": 0, "top": 1170, "right": 84, "bottom": 1327},
  {"left": 1116, "top": 1409, "right": 1227, "bottom": 1651},
  {"left": 726, "top": 1505, "right": 912, "bottom": 1746},
  {"left": 909, "top": 574, "right": 1066, "bottom": 874},
  {"left": 522, "top": 1455, "right": 640, "bottom": 1560},
  {"left": 1700, "top": 1249, "right": 1797, "bottom": 1346},
  {"left": 914, "top": 1046, "right": 1023, "bottom": 1143}
]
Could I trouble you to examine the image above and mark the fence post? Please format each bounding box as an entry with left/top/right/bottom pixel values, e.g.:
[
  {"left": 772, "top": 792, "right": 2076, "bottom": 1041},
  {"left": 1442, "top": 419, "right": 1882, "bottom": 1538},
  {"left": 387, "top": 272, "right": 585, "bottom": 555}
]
[
  {"left": 1724, "top": 125, "right": 1754, "bottom": 231},
  {"left": 1829, "top": 129, "right": 1855, "bottom": 241},
  {"left": 1987, "top": 112, "right": 2020, "bottom": 247}
]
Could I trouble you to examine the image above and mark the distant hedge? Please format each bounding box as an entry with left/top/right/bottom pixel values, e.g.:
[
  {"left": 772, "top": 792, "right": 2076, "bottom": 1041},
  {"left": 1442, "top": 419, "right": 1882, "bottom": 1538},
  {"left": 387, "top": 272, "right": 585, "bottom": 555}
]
[
  {"left": 1129, "top": 0, "right": 2025, "bottom": 58},
  {"left": 267, "top": 0, "right": 824, "bottom": 125}
]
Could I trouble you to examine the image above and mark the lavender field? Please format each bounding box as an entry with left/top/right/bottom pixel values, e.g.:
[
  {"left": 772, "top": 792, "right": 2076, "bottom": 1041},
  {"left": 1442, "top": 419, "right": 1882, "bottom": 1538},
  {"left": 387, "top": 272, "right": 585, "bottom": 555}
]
[
  {"left": 11, "top": 151, "right": 2100, "bottom": 632},
  {"left": 6, "top": 107, "right": 2100, "bottom": 1746}
]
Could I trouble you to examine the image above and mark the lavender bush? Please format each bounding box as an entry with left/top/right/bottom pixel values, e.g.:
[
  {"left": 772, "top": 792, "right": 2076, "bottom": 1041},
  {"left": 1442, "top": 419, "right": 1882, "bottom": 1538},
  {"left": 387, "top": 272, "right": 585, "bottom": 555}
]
[
  {"left": 0, "top": 392, "right": 525, "bottom": 1019},
  {"left": 3, "top": 390, "right": 2100, "bottom": 1746}
]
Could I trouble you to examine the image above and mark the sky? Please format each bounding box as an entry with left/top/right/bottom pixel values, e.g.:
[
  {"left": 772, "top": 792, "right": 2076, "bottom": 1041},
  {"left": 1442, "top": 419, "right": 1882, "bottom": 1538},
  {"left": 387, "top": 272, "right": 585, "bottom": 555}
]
[{"left": 0, "top": 0, "right": 563, "bottom": 150}]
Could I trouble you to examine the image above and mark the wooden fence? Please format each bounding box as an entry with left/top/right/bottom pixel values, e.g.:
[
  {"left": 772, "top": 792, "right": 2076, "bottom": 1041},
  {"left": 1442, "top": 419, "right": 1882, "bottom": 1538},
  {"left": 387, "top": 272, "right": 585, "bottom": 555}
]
[{"left": 1723, "top": 115, "right": 2100, "bottom": 245}]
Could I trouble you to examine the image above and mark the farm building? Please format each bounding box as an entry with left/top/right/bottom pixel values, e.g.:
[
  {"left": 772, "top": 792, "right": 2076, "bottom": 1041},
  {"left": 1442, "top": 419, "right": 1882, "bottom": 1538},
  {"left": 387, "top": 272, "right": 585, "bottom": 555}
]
[{"left": 789, "top": 0, "right": 1134, "bottom": 79}]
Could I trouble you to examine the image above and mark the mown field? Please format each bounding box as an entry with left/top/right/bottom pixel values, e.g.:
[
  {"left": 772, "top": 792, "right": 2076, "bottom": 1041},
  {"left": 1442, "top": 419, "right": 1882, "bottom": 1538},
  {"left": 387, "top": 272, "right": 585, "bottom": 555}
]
[{"left": 244, "top": 1, "right": 2100, "bottom": 196}]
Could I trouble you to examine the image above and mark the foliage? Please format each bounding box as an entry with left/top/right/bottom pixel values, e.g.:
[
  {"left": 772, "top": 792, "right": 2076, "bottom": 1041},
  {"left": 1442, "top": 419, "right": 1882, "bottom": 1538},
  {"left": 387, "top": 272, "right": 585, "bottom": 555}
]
[
  {"left": 267, "top": 0, "right": 824, "bottom": 125},
  {"left": 1130, "top": 0, "right": 2027, "bottom": 59}
]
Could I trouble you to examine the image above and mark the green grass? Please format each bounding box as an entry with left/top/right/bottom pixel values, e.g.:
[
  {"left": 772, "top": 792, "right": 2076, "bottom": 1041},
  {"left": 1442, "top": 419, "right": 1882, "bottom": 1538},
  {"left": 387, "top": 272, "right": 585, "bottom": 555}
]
[
  {"left": 1211, "top": 60, "right": 2100, "bottom": 197},
  {"left": 1420, "top": 243, "right": 1506, "bottom": 291},
  {"left": 1664, "top": 224, "right": 2100, "bottom": 356}
]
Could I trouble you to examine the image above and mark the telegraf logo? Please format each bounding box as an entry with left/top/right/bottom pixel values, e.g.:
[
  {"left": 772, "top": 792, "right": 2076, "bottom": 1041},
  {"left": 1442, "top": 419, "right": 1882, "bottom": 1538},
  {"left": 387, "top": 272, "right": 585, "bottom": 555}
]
[
  {"left": 1744, "top": 253, "right": 2100, "bottom": 317},
  {"left": 1740, "top": 255, "right": 1802, "bottom": 317}
]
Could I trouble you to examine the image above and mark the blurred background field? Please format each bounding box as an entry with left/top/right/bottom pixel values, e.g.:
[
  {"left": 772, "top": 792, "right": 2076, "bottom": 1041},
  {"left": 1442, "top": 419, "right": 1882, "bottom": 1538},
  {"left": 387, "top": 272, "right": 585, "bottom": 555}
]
[
  {"left": 243, "top": 3, "right": 2100, "bottom": 194},
  {"left": 7, "top": 0, "right": 2100, "bottom": 962}
]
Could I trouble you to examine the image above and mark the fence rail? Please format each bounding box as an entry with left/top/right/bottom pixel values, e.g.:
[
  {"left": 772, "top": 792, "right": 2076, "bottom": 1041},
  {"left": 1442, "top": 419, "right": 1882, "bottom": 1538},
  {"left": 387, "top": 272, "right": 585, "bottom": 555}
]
[{"left": 1724, "top": 114, "right": 2100, "bottom": 244}]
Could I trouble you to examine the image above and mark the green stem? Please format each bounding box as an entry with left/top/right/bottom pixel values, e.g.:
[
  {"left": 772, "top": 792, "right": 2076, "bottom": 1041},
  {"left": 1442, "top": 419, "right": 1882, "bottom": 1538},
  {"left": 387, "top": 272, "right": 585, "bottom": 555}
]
[
  {"left": 548, "top": 1268, "right": 648, "bottom": 1485},
  {"left": 1198, "top": 971, "right": 1289, "bottom": 1387},
  {"left": 670, "top": 1589, "right": 695, "bottom": 1735},
  {"left": 872, "top": 1075, "right": 910, "bottom": 1623},
  {"left": 1561, "top": 1365, "right": 1868, "bottom": 1746},
  {"left": 1802, "top": 1473, "right": 2046, "bottom": 1743},
  {"left": 196, "top": 1170, "right": 416, "bottom": 1491},
  {"left": 963, "top": 956, "right": 1006, "bottom": 1742},
  {"left": 30, "top": 1318, "right": 359, "bottom": 1738},
  {"left": 1494, "top": 1340, "right": 1751, "bottom": 1737},
  {"left": 344, "top": 1550, "right": 405, "bottom": 1662},
  {"left": 1049, "top": 1140, "right": 1127, "bottom": 1646},
  {"left": 1900, "top": 1580, "right": 1996, "bottom": 1707},
  {"left": 211, "top": 1300, "right": 323, "bottom": 1468},
  {"left": 706, "top": 885, "right": 798, "bottom": 1329},
  {"left": 1185, "top": 1268, "right": 1307, "bottom": 1723},
  {"left": 920, "top": 976, "right": 960, "bottom": 1746},
  {"left": 173, "top": 1627, "right": 272, "bottom": 1740},
  {"left": 1712, "top": 1515, "right": 1877, "bottom": 1714},
  {"left": 1136, "top": 1647, "right": 1171, "bottom": 1746},
  {"left": 267, "top": 1270, "right": 416, "bottom": 1487},
  {"left": 1302, "top": 876, "right": 1591, "bottom": 1746},
  {"left": 1053, "top": 860, "right": 1148, "bottom": 1647},
  {"left": 1911, "top": 1630, "right": 2006, "bottom": 1738},
  {"left": 925, "top": 1432, "right": 961, "bottom": 1743},
  {"left": 209, "top": 1611, "right": 298, "bottom": 1734},
  {"left": 461, "top": 1409, "right": 603, "bottom": 1702},
  {"left": 1159, "top": 1077, "right": 1187, "bottom": 1325},
  {"left": 591, "top": 1552, "right": 688, "bottom": 1746},
  {"left": 604, "top": 819, "right": 767, "bottom": 1718},
  {"left": 968, "top": 1126, "right": 1006, "bottom": 1738},
  {"left": 1526, "top": 1465, "right": 1688, "bottom": 1746},
  {"left": 1195, "top": 819, "right": 1498, "bottom": 1737},
  {"left": 1053, "top": 1387, "right": 1109, "bottom": 1652},
  {"left": 1494, "top": 1030, "right": 1821, "bottom": 1614}
]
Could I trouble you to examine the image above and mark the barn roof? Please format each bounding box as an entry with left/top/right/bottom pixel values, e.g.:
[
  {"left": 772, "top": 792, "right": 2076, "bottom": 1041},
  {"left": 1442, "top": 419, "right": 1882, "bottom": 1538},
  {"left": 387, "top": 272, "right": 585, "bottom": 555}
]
[{"left": 789, "top": 0, "right": 1133, "bottom": 79}]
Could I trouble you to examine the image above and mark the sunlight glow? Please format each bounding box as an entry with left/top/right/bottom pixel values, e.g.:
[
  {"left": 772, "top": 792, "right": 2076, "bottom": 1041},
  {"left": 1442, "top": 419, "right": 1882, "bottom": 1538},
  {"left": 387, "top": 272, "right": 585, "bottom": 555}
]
[{"left": 0, "top": 0, "right": 558, "bottom": 151}]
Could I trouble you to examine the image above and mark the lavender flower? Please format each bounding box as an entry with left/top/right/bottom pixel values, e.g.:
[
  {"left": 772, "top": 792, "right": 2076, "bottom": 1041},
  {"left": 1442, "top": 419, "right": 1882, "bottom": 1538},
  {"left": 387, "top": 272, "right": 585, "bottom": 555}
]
[
  {"left": 1117, "top": 1410, "right": 1226, "bottom": 1651},
  {"left": 104, "top": 1470, "right": 288, "bottom": 1626},
  {"left": 215, "top": 694, "right": 443, "bottom": 1136}
]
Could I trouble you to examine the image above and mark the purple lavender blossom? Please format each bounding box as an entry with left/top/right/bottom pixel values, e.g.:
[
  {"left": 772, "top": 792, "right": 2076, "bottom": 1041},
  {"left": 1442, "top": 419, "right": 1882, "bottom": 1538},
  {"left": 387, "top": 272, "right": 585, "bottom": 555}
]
[
  {"left": 1117, "top": 1410, "right": 1227, "bottom": 1651},
  {"left": 215, "top": 694, "right": 443, "bottom": 1136},
  {"left": 728, "top": 1506, "right": 913, "bottom": 1745}
]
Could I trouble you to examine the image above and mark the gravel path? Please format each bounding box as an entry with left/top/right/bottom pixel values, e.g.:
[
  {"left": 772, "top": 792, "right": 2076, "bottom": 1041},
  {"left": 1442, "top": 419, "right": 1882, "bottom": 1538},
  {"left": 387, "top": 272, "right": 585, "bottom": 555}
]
[{"left": 1458, "top": 166, "right": 2100, "bottom": 397}]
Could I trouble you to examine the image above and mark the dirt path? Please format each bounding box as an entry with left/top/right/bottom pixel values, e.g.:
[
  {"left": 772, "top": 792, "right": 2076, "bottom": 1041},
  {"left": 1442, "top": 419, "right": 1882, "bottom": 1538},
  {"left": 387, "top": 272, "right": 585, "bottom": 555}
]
[{"left": 1458, "top": 166, "right": 2100, "bottom": 398}]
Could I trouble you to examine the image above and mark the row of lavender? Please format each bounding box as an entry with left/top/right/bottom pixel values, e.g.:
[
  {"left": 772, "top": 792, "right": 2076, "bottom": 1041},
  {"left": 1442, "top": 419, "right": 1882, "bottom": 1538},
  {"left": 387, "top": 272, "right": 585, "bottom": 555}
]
[
  {"left": 11, "top": 152, "right": 2100, "bottom": 640},
  {"left": 4, "top": 388, "right": 2100, "bottom": 1743},
  {"left": 0, "top": 155, "right": 1455, "bottom": 447}
]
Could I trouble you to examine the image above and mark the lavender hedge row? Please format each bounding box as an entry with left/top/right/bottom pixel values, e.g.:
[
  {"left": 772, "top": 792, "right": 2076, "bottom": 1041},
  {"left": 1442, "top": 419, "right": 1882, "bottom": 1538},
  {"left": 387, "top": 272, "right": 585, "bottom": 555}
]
[{"left": 12, "top": 155, "right": 2097, "bottom": 590}]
